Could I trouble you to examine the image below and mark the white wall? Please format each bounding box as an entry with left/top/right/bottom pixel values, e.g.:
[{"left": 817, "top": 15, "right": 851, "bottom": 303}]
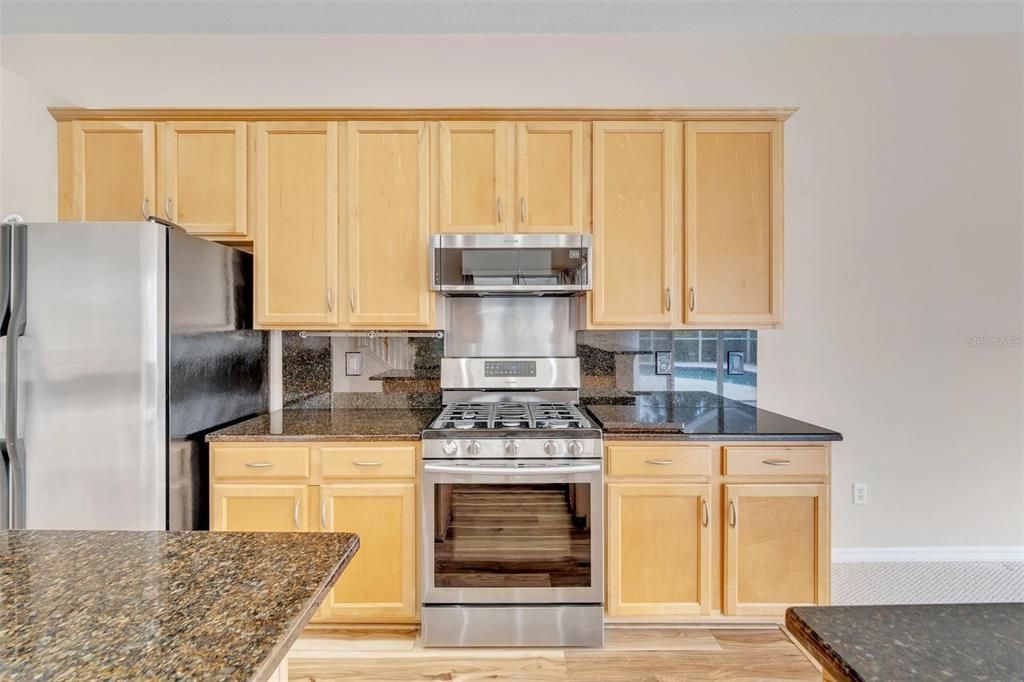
[
  {"left": 0, "top": 65, "right": 60, "bottom": 221},
  {"left": 1, "top": 33, "right": 1021, "bottom": 551}
]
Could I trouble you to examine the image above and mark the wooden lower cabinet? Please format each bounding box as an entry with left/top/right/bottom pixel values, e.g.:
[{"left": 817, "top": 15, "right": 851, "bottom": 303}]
[
  {"left": 723, "top": 483, "right": 830, "bottom": 616},
  {"left": 210, "top": 441, "right": 418, "bottom": 625},
  {"left": 210, "top": 484, "right": 308, "bottom": 532},
  {"left": 605, "top": 441, "right": 831, "bottom": 621},
  {"left": 317, "top": 482, "right": 417, "bottom": 621},
  {"left": 606, "top": 482, "right": 711, "bottom": 616}
]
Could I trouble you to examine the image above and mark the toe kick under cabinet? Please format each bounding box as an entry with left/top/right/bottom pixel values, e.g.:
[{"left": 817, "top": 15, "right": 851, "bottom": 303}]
[
  {"left": 210, "top": 441, "right": 419, "bottom": 624},
  {"left": 605, "top": 442, "right": 831, "bottom": 620}
]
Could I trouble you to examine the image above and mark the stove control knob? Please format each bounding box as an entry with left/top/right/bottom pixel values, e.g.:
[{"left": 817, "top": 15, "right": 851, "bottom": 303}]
[
  {"left": 467, "top": 440, "right": 482, "bottom": 456},
  {"left": 505, "top": 440, "right": 520, "bottom": 456},
  {"left": 543, "top": 440, "right": 560, "bottom": 456},
  {"left": 567, "top": 440, "right": 584, "bottom": 456},
  {"left": 441, "top": 440, "right": 458, "bottom": 456}
]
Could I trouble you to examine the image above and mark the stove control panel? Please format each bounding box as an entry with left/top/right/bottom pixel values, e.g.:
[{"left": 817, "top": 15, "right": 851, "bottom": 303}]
[
  {"left": 423, "top": 437, "right": 602, "bottom": 460},
  {"left": 483, "top": 360, "right": 537, "bottom": 378}
]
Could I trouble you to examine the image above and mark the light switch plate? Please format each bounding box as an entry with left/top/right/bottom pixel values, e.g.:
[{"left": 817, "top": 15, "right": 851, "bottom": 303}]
[
  {"left": 655, "top": 351, "right": 672, "bottom": 376},
  {"left": 345, "top": 351, "right": 362, "bottom": 376}
]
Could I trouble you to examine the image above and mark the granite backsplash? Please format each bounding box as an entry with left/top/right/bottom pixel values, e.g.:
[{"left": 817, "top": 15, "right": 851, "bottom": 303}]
[{"left": 282, "top": 330, "right": 756, "bottom": 408}]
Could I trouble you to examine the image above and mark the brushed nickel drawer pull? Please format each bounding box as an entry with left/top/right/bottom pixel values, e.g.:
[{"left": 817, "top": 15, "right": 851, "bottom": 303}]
[
  {"left": 762, "top": 458, "right": 792, "bottom": 466},
  {"left": 141, "top": 198, "right": 150, "bottom": 220},
  {"left": 666, "top": 288, "right": 671, "bottom": 312},
  {"left": 701, "top": 499, "right": 709, "bottom": 528},
  {"left": 293, "top": 500, "right": 301, "bottom": 530},
  {"left": 320, "top": 500, "right": 328, "bottom": 529},
  {"left": 520, "top": 197, "right": 526, "bottom": 222},
  {"left": 327, "top": 287, "right": 334, "bottom": 312},
  {"left": 689, "top": 287, "right": 695, "bottom": 312},
  {"left": 645, "top": 459, "right": 675, "bottom": 465},
  {"left": 349, "top": 288, "right": 356, "bottom": 312},
  {"left": 352, "top": 460, "right": 383, "bottom": 467},
  {"left": 497, "top": 197, "right": 503, "bottom": 223},
  {"left": 244, "top": 462, "right": 274, "bottom": 468},
  {"left": 729, "top": 499, "right": 737, "bottom": 527},
  {"left": 165, "top": 197, "right": 174, "bottom": 220}
]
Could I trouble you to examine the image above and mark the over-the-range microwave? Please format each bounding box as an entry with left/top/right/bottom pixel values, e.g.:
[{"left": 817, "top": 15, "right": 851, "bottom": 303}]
[{"left": 429, "top": 233, "right": 592, "bottom": 296}]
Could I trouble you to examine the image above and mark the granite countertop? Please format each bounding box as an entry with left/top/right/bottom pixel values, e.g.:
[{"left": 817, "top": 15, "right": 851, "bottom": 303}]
[
  {"left": 0, "top": 530, "right": 358, "bottom": 681},
  {"left": 786, "top": 603, "right": 1024, "bottom": 682},
  {"left": 207, "top": 408, "right": 439, "bottom": 442},
  {"left": 585, "top": 391, "right": 842, "bottom": 441}
]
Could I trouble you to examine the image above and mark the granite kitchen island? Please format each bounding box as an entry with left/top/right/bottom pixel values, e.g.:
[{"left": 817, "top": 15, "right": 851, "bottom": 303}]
[
  {"left": 0, "top": 530, "right": 359, "bottom": 681},
  {"left": 786, "top": 603, "right": 1024, "bottom": 681}
]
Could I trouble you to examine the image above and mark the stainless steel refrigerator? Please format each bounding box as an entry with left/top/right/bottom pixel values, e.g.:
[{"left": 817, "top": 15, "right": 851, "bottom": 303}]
[{"left": 0, "top": 219, "right": 267, "bottom": 530}]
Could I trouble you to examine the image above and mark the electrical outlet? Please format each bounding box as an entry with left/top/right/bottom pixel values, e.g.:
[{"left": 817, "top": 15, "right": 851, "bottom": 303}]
[
  {"left": 853, "top": 483, "right": 868, "bottom": 505},
  {"left": 655, "top": 351, "right": 672, "bottom": 375}
]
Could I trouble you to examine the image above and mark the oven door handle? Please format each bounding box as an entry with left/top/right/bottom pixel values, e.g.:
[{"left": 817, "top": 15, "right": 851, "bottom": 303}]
[{"left": 423, "top": 463, "right": 601, "bottom": 476}]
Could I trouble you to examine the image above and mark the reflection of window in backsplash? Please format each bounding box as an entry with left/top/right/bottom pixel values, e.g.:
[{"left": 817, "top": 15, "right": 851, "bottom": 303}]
[{"left": 577, "top": 330, "right": 757, "bottom": 404}]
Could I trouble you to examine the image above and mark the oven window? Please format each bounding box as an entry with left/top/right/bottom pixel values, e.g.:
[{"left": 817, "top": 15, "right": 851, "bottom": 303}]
[{"left": 433, "top": 483, "right": 592, "bottom": 588}]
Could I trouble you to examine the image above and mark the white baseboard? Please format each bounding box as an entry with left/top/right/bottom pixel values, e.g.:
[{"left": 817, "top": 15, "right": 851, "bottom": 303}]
[{"left": 833, "top": 546, "right": 1024, "bottom": 563}]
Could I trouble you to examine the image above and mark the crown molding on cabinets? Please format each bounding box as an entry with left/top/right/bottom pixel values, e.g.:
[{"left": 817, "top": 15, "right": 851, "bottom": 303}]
[{"left": 48, "top": 107, "right": 798, "bottom": 123}]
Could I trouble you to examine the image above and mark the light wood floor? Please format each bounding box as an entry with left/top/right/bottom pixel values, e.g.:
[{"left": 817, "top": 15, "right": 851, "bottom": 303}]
[{"left": 288, "top": 626, "right": 821, "bottom": 681}]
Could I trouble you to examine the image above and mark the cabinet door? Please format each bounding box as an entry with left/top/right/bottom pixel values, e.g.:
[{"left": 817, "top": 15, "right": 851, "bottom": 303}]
[
  {"left": 606, "top": 482, "right": 711, "bottom": 617},
  {"left": 252, "top": 122, "right": 339, "bottom": 327},
  {"left": 685, "top": 122, "right": 782, "bottom": 326},
  {"left": 159, "top": 122, "right": 247, "bottom": 239},
  {"left": 66, "top": 121, "right": 155, "bottom": 221},
  {"left": 318, "top": 482, "right": 417, "bottom": 621},
  {"left": 346, "top": 122, "right": 432, "bottom": 326},
  {"left": 211, "top": 484, "right": 308, "bottom": 532},
  {"left": 515, "top": 122, "right": 586, "bottom": 233},
  {"left": 724, "top": 484, "right": 829, "bottom": 616},
  {"left": 439, "top": 122, "right": 511, "bottom": 234},
  {"left": 591, "top": 122, "right": 680, "bottom": 327}
]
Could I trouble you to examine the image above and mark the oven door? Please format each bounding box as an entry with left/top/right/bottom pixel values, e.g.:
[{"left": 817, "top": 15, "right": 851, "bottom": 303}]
[{"left": 421, "top": 459, "right": 603, "bottom": 605}]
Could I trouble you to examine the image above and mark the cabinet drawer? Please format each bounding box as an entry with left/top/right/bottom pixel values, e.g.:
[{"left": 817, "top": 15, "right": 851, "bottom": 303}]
[
  {"left": 321, "top": 444, "right": 417, "bottom": 479},
  {"left": 723, "top": 446, "right": 827, "bottom": 477},
  {"left": 606, "top": 444, "right": 711, "bottom": 478},
  {"left": 212, "top": 446, "right": 310, "bottom": 479}
]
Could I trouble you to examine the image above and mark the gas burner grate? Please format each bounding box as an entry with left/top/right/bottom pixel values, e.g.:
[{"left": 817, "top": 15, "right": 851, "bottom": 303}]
[{"left": 431, "top": 401, "right": 593, "bottom": 430}]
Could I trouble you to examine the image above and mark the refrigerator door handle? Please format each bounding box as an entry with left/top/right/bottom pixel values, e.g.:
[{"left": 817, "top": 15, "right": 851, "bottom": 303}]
[
  {"left": 4, "top": 221, "right": 27, "bottom": 528},
  {"left": 0, "top": 220, "right": 11, "bottom": 529}
]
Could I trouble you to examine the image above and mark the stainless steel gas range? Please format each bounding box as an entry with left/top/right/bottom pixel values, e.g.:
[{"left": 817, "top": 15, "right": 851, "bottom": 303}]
[{"left": 420, "top": 235, "right": 602, "bottom": 647}]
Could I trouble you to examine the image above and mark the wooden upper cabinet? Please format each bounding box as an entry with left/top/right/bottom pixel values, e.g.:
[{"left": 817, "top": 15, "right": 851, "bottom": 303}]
[
  {"left": 438, "top": 122, "right": 511, "bottom": 234},
  {"left": 64, "top": 121, "right": 155, "bottom": 221},
  {"left": 252, "top": 122, "right": 339, "bottom": 327},
  {"left": 591, "top": 122, "right": 681, "bottom": 327},
  {"left": 685, "top": 121, "right": 783, "bottom": 326},
  {"left": 158, "top": 122, "right": 247, "bottom": 239},
  {"left": 515, "top": 122, "right": 586, "bottom": 233},
  {"left": 606, "top": 482, "right": 712, "bottom": 617},
  {"left": 724, "top": 483, "right": 829, "bottom": 616},
  {"left": 346, "top": 122, "right": 432, "bottom": 327}
]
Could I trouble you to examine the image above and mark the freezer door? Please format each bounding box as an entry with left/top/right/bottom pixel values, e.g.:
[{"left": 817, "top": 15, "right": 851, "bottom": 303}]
[{"left": 17, "top": 222, "right": 166, "bottom": 530}]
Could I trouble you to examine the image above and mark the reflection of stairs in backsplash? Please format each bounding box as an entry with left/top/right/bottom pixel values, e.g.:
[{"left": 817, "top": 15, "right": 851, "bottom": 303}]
[
  {"left": 358, "top": 336, "right": 443, "bottom": 394},
  {"left": 356, "top": 335, "right": 415, "bottom": 371}
]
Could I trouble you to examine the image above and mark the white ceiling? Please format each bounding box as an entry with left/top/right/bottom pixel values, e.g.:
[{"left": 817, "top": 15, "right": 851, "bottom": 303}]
[{"left": 0, "top": 0, "right": 1020, "bottom": 35}]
